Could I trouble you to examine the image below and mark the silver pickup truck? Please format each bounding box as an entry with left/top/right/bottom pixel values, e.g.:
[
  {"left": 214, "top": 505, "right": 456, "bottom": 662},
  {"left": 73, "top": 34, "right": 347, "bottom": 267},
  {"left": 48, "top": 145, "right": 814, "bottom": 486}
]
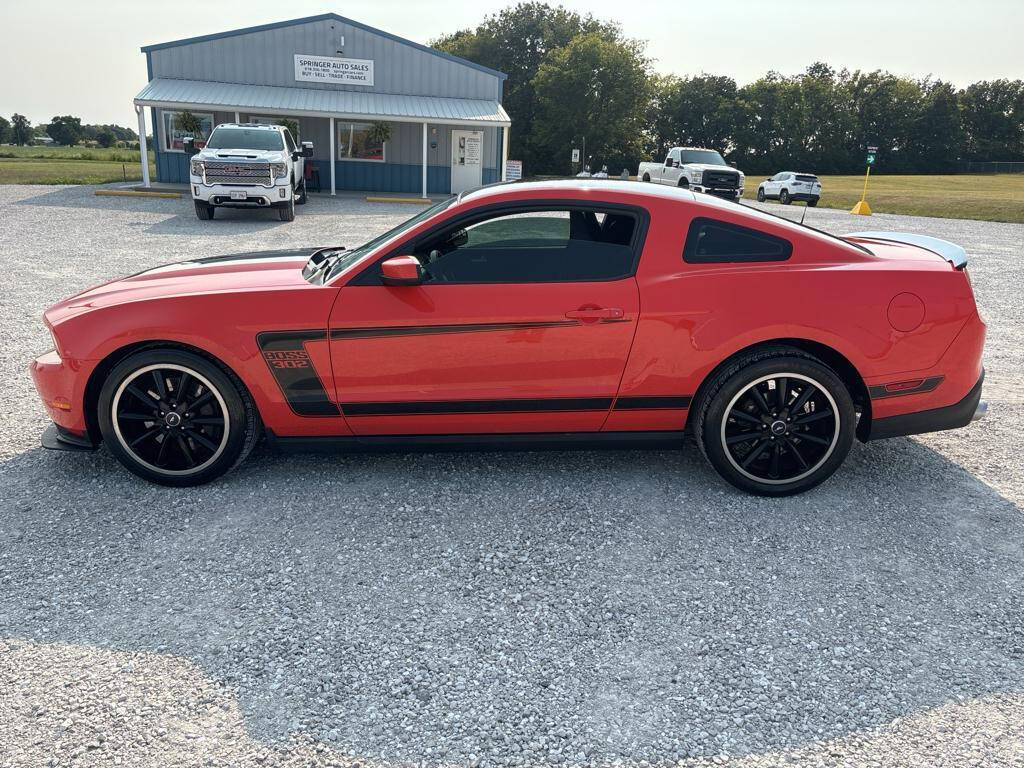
[{"left": 637, "top": 147, "right": 744, "bottom": 202}]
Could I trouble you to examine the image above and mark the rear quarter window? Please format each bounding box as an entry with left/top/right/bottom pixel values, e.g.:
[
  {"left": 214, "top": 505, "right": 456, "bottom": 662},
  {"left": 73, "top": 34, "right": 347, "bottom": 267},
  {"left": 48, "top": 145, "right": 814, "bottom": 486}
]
[{"left": 683, "top": 217, "right": 793, "bottom": 264}]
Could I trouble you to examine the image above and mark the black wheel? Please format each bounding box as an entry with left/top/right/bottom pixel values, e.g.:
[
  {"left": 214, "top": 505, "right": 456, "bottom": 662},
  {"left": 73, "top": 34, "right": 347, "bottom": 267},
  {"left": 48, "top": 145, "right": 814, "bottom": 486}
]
[
  {"left": 678, "top": 178, "right": 689, "bottom": 188},
  {"left": 295, "top": 178, "right": 308, "bottom": 205},
  {"left": 694, "top": 348, "right": 856, "bottom": 496},
  {"left": 780, "top": 189, "right": 791, "bottom": 205},
  {"left": 278, "top": 193, "right": 295, "bottom": 221},
  {"left": 97, "top": 349, "right": 259, "bottom": 486},
  {"left": 642, "top": 173, "right": 651, "bottom": 182},
  {"left": 194, "top": 201, "right": 214, "bottom": 220},
  {"left": 756, "top": 187, "right": 766, "bottom": 202},
  {"left": 807, "top": 198, "right": 818, "bottom": 207}
]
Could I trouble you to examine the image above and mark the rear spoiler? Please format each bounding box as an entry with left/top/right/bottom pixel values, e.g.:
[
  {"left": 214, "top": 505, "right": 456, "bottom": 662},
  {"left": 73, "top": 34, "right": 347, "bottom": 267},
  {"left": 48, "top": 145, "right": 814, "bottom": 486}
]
[{"left": 847, "top": 231, "right": 968, "bottom": 269}]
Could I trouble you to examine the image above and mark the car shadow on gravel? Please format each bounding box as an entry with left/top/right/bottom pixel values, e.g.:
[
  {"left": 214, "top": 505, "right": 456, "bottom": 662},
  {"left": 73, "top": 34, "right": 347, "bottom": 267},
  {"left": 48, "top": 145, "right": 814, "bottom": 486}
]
[{"left": 1, "top": 436, "right": 1022, "bottom": 764}]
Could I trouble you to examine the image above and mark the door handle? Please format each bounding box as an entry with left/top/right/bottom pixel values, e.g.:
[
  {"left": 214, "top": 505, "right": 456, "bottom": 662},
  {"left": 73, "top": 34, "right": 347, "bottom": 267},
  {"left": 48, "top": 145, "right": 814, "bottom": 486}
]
[{"left": 565, "top": 307, "right": 624, "bottom": 322}]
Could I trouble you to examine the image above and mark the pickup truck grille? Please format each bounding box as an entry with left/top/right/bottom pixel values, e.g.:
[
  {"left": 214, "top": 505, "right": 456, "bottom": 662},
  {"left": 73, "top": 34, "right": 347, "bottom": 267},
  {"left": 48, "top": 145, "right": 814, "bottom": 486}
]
[
  {"left": 703, "top": 170, "right": 740, "bottom": 189},
  {"left": 203, "top": 161, "right": 272, "bottom": 186}
]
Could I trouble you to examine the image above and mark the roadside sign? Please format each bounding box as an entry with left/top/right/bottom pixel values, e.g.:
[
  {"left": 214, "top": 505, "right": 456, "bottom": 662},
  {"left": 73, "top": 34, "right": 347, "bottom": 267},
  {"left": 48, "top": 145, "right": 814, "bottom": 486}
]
[
  {"left": 505, "top": 160, "right": 522, "bottom": 181},
  {"left": 571, "top": 148, "right": 580, "bottom": 163},
  {"left": 866, "top": 153, "right": 876, "bottom": 165},
  {"left": 867, "top": 145, "right": 879, "bottom": 152}
]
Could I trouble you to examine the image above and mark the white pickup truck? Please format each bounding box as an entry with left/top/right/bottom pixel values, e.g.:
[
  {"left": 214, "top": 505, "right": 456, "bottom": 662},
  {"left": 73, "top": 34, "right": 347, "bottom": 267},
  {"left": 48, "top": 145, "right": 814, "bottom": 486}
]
[
  {"left": 637, "top": 147, "right": 744, "bottom": 202},
  {"left": 185, "top": 123, "right": 313, "bottom": 222}
]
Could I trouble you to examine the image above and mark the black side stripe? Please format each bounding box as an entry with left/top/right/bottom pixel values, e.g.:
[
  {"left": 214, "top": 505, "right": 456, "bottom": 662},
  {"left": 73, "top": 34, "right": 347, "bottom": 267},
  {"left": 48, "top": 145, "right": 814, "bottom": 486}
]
[
  {"left": 342, "top": 397, "right": 614, "bottom": 416},
  {"left": 614, "top": 396, "right": 692, "bottom": 409},
  {"left": 257, "top": 330, "right": 340, "bottom": 417},
  {"left": 330, "top": 318, "right": 629, "bottom": 340},
  {"left": 868, "top": 376, "right": 944, "bottom": 400}
]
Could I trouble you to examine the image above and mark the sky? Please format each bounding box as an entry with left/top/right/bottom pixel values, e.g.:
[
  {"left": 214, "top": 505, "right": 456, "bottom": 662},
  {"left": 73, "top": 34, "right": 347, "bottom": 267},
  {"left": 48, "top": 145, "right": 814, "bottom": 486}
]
[{"left": 1, "top": 0, "right": 1021, "bottom": 128}]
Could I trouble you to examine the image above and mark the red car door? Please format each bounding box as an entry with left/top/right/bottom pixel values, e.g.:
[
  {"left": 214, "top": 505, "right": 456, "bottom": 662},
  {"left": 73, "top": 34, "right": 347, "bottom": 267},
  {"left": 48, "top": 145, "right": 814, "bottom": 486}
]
[{"left": 328, "top": 205, "right": 643, "bottom": 435}]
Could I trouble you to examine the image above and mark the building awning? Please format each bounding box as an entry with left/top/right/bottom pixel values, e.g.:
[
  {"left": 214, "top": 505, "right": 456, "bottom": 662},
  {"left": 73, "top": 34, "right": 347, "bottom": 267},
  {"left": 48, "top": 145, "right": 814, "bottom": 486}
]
[{"left": 134, "top": 78, "right": 510, "bottom": 127}]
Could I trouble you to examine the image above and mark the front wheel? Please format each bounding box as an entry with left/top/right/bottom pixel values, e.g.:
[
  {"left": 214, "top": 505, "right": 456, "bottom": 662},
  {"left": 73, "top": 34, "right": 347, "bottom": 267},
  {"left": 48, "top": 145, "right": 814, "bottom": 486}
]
[
  {"left": 97, "top": 349, "right": 259, "bottom": 486},
  {"left": 194, "top": 201, "right": 214, "bottom": 220},
  {"left": 780, "top": 189, "right": 791, "bottom": 205},
  {"left": 756, "top": 188, "right": 766, "bottom": 202},
  {"left": 295, "top": 178, "right": 308, "bottom": 205},
  {"left": 694, "top": 348, "right": 856, "bottom": 496},
  {"left": 677, "top": 178, "right": 689, "bottom": 189},
  {"left": 278, "top": 194, "right": 295, "bottom": 221}
]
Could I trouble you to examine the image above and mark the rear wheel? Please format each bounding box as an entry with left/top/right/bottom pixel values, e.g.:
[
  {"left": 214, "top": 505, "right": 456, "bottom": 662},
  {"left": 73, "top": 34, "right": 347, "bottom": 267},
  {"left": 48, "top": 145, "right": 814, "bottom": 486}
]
[
  {"left": 808, "top": 198, "right": 819, "bottom": 207},
  {"left": 780, "top": 189, "right": 791, "bottom": 205},
  {"left": 642, "top": 173, "right": 651, "bottom": 182},
  {"left": 194, "top": 201, "right": 214, "bottom": 220},
  {"left": 97, "top": 349, "right": 259, "bottom": 486},
  {"left": 756, "top": 187, "right": 766, "bottom": 202},
  {"left": 694, "top": 348, "right": 855, "bottom": 496}
]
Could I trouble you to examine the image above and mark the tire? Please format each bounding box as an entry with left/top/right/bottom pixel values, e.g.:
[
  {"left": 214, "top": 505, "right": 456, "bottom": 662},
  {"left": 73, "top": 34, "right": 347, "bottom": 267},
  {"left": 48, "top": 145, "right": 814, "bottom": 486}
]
[
  {"left": 642, "top": 173, "right": 651, "bottom": 182},
  {"left": 278, "top": 193, "right": 295, "bottom": 221},
  {"left": 295, "top": 178, "right": 308, "bottom": 205},
  {"left": 677, "top": 178, "right": 689, "bottom": 188},
  {"left": 808, "top": 198, "right": 818, "bottom": 207},
  {"left": 780, "top": 189, "right": 791, "bottom": 205},
  {"left": 756, "top": 187, "right": 766, "bottom": 202},
  {"left": 194, "top": 201, "right": 214, "bottom": 220},
  {"left": 693, "top": 347, "right": 856, "bottom": 496},
  {"left": 97, "top": 349, "right": 260, "bottom": 487}
]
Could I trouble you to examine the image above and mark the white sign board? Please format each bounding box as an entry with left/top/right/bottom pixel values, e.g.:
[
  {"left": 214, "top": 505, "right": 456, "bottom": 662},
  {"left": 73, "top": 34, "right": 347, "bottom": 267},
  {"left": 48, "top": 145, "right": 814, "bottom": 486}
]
[
  {"left": 294, "top": 54, "right": 374, "bottom": 86},
  {"left": 464, "top": 133, "right": 482, "bottom": 165},
  {"left": 505, "top": 160, "right": 522, "bottom": 180},
  {"left": 571, "top": 148, "right": 581, "bottom": 163}
]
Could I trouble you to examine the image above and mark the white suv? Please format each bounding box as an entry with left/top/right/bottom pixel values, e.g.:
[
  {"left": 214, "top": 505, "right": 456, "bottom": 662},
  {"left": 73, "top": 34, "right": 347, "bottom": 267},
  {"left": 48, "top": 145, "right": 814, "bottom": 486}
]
[
  {"left": 757, "top": 172, "right": 821, "bottom": 206},
  {"left": 186, "top": 123, "right": 312, "bottom": 221}
]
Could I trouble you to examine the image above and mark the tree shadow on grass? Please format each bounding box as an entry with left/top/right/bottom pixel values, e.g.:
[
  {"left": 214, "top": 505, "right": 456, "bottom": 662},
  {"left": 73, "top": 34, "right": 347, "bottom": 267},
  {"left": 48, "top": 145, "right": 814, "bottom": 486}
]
[{"left": 1, "top": 436, "right": 1022, "bottom": 764}]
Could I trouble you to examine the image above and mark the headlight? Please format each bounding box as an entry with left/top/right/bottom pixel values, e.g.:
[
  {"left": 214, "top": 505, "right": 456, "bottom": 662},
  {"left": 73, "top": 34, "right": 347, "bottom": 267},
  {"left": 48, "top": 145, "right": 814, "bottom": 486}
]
[
  {"left": 270, "top": 162, "right": 288, "bottom": 179},
  {"left": 691, "top": 169, "right": 703, "bottom": 183},
  {"left": 190, "top": 159, "right": 204, "bottom": 176}
]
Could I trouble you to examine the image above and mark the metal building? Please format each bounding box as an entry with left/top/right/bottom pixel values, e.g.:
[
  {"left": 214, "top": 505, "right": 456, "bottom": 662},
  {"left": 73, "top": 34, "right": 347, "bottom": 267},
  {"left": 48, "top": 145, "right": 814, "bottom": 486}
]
[{"left": 133, "top": 14, "right": 510, "bottom": 197}]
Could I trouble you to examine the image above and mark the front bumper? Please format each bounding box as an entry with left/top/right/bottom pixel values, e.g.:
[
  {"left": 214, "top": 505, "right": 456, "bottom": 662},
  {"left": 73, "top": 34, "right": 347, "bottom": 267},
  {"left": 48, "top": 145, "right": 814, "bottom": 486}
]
[
  {"left": 867, "top": 370, "right": 986, "bottom": 441},
  {"left": 191, "top": 179, "right": 292, "bottom": 207},
  {"left": 693, "top": 185, "right": 743, "bottom": 200}
]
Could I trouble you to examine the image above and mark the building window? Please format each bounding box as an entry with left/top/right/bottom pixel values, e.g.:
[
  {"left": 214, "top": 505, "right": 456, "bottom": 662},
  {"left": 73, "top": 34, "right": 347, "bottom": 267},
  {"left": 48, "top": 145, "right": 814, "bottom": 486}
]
[
  {"left": 337, "top": 122, "right": 386, "bottom": 162},
  {"left": 161, "top": 111, "right": 214, "bottom": 153}
]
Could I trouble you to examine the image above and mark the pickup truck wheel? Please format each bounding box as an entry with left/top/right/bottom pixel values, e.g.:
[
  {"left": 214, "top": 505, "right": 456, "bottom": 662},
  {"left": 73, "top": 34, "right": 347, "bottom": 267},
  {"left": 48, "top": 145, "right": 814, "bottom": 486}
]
[
  {"left": 780, "top": 189, "right": 791, "bottom": 205},
  {"left": 97, "top": 349, "right": 260, "bottom": 487},
  {"left": 694, "top": 348, "right": 855, "bottom": 496},
  {"left": 278, "top": 194, "right": 295, "bottom": 222},
  {"left": 194, "top": 201, "right": 214, "bottom": 220},
  {"left": 677, "top": 178, "right": 689, "bottom": 189},
  {"left": 756, "top": 188, "right": 766, "bottom": 202},
  {"left": 295, "top": 178, "right": 308, "bottom": 205},
  {"left": 642, "top": 173, "right": 650, "bottom": 182}
]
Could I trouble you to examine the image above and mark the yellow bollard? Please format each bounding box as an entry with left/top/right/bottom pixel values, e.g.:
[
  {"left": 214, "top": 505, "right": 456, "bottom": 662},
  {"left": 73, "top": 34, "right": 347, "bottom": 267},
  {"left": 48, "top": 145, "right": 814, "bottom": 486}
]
[{"left": 850, "top": 165, "right": 872, "bottom": 215}]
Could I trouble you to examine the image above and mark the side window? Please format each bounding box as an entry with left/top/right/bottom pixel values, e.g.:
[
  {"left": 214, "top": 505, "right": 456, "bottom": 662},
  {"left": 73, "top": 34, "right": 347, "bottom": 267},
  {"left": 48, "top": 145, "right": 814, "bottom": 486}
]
[
  {"left": 682, "top": 217, "right": 792, "bottom": 264},
  {"left": 411, "top": 207, "right": 640, "bottom": 283}
]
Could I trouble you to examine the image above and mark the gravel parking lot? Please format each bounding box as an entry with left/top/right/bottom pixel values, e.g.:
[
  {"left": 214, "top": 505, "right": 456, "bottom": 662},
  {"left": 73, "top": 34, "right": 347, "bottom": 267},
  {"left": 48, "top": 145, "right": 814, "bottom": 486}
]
[{"left": 1, "top": 184, "right": 1023, "bottom": 767}]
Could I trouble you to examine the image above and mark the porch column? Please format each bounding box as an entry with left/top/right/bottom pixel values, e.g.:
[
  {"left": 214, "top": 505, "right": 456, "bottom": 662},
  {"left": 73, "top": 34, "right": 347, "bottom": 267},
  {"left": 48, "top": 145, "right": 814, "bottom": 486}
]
[
  {"left": 421, "top": 122, "right": 428, "bottom": 199},
  {"left": 501, "top": 125, "right": 509, "bottom": 181},
  {"left": 135, "top": 104, "right": 150, "bottom": 188},
  {"left": 329, "top": 116, "right": 336, "bottom": 195},
  {"left": 234, "top": 111, "right": 240, "bottom": 123}
]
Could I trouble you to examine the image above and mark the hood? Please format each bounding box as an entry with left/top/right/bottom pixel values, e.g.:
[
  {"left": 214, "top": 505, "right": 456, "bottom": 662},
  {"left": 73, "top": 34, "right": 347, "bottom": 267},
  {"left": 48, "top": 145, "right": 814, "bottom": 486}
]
[
  {"left": 685, "top": 162, "right": 741, "bottom": 174},
  {"left": 46, "top": 249, "right": 318, "bottom": 325},
  {"left": 196, "top": 148, "right": 287, "bottom": 162}
]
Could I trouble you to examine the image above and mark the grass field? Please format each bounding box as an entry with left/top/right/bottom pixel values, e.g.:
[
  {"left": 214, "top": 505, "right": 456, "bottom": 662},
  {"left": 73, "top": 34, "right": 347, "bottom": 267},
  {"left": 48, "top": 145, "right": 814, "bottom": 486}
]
[
  {"left": 0, "top": 145, "right": 155, "bottom": 185},
  {"left": 743, "top": 173, "right": 1024, "bottom": 223}
]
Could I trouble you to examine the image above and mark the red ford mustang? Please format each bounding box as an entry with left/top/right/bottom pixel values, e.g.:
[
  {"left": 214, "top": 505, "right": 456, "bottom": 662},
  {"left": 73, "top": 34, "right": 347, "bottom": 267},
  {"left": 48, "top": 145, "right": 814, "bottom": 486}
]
[{"left": 31, "top": 180, "right": 986, "bottom": 495}]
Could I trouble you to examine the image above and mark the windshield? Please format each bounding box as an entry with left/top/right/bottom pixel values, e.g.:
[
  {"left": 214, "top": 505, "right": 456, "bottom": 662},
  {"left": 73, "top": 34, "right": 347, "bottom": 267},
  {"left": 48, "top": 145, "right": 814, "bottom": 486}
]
[
  {"left": 206, "top": 127, "right": 284, "bottom": 151},
  {"left": 679, "top": 150, "right": 728, "bottom": 166},
  {"left": 314, "top": 197, "right": 457, "bottom": 284}
]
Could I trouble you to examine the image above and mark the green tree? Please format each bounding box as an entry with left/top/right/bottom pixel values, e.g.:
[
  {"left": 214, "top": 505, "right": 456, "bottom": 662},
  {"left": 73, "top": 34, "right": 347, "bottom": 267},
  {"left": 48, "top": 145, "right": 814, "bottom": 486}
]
[
  {"left": 11, "top": 113, "right": 32, "bottom": 145},
  {"left": 96, "top": 128, "right": 117, "bottom": 148},
  {"left": 960, "top": 79, "right": 1024, "bottom": 161},
  {"left": 433, "top": 2, "right": 622, "bottom": 172},
  {"left": 531, "top": 32, "right": 650, "bottom": 173},
  {"left": 0, "top": 116, "right": 10, "bottom": 144},
  {"left": 47, "top": 115, "right": 84, "bottom": 146},
  {"left": 652, "top": 74, "right": 741, "bottom": 159}
]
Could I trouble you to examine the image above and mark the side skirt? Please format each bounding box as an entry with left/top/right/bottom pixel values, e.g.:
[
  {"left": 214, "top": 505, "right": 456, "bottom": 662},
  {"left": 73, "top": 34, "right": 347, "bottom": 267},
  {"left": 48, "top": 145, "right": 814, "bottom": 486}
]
[{"left": 264, "top": 430, "right": 688, "bottom": 454}]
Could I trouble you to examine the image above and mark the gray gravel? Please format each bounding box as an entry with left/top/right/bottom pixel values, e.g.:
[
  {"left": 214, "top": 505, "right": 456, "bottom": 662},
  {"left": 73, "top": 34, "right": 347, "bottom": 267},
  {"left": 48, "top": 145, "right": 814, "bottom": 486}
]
[{"left": 1, "top": 184, "right": 1023, "bottom": 767}]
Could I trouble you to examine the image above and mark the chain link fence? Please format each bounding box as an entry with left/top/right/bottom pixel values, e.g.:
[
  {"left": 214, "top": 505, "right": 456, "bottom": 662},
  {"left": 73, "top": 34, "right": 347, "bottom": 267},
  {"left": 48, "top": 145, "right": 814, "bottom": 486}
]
[{"left": 957, "top": 161, "right": 1024, "bottom": 174}]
